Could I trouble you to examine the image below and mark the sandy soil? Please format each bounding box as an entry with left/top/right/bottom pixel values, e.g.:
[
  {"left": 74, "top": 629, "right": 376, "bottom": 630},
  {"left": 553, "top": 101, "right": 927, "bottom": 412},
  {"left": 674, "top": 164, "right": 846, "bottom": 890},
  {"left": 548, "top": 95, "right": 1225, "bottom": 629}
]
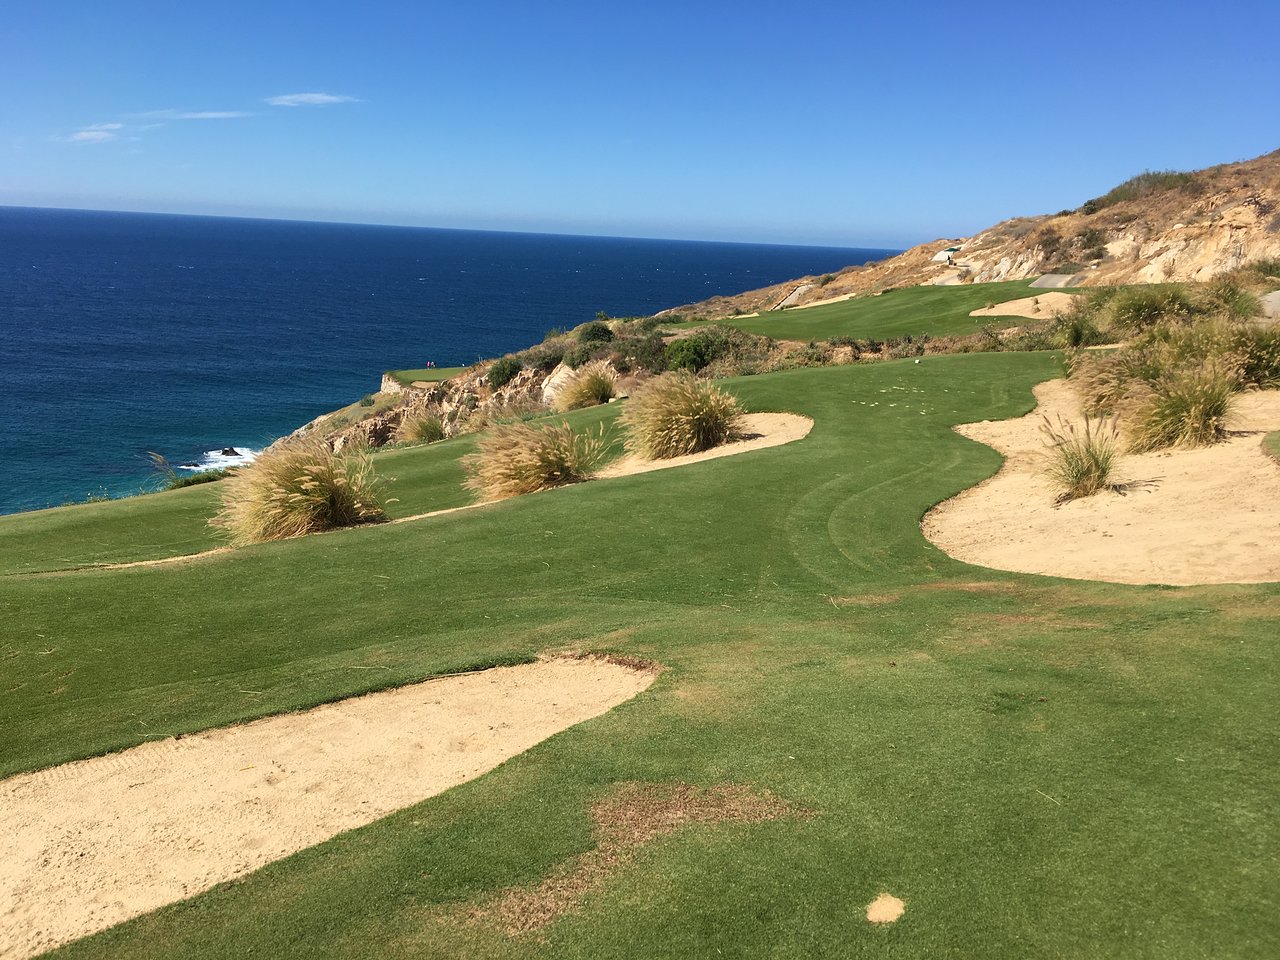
[
  {"left": 968, "top": 292, "right": 1078, "bottom": 319},
  {"left": 922, "top": 380, "right": 1280, "bottom": 585},
  {"left": 597, "top": 412, "right": 813, "bottom": 479},
  {"left": 0, "top": 657, "right": 655, "bottom": 960}
]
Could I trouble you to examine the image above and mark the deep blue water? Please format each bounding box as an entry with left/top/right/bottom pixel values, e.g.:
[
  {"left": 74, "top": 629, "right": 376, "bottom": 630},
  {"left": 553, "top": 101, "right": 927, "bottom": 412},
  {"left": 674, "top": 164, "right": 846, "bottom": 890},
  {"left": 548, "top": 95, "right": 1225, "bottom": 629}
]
[{"left": 0, "top": 207, "right": 895, "bottom": 514}]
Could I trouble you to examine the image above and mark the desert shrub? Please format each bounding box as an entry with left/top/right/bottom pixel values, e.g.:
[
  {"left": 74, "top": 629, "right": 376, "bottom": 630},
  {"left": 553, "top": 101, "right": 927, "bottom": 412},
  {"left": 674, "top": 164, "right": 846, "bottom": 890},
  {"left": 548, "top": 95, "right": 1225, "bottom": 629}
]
[
  {"left": 1054, "top": 297, "right": 1108, "bottom": 347},
  {"left": 1033, "top": 229, "right": 1062, "bottom": 255},
  {"left": 885, "top": 334, "right": 929, "bottom": 359},
  {"left": 1125, "top": 365, "right": 1237, "bottom": 452},
  {"left": 396, "top": 409, "right": 445, "bottom": 444},
  {"left": 619, "top": 371, "right": 744, "bottom": 459},
  {"left": 1086, "top": 246, "right": 1109, "bottom": 261},
  {"left": 1077, "top": 227, "right": 1106, "bottom": 248},
  {"left": 1230, "top": 324, "right": 1280, "bottom": 387},
  {"left": 556, "top": 361, "right": 616, "bottom": 411},
  {"left": 517, "top": 341, "right": 568, "bottom": 372},
  {"left": 819, "top": 273, "right": 836, "bottom": 286},
  {"left": 1105, "top": 285, "right": 1192, "bottom": 331},
  {"left": 1250, "top": 258, "right": 1280, "bottom": 279},
  {"left": 1203, "top": 280, "right": 1261, "bottom": 320},
  {"left": 1081, "top": 169, "right": 1200, "bottom": 213},
  {"left": 616, "top": 332, "right": 668, "bottom": 374},
  {"left": 563, "top": 343, "right": 598, "bottom": 368},
  {"left": 577, "top": 321, "right": 614, "bottom": 345},
  {"left": 487, "top": 357, "right": 522, "bottom": 390},
  {"left": 463, "top": 421, "right": 610, "bottom": 500},
  {"left": 359, "top": 394, "right": 376, "bottom": 407},
  {"left": 212, "top": 437, "right": 387, "bottom": 545},
  {"left": 1040, "top": 415, "right": 1122, "bottom": 502}
]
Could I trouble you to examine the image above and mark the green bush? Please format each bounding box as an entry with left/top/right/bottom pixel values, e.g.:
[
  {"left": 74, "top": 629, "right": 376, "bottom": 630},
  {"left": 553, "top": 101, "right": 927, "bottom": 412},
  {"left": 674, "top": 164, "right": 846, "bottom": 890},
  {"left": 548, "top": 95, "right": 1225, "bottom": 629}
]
[
  {"left": 212, "top": 437, "right": 388, "bottom": 545},
  {"left": 616, "top": 332, "right": 668, "bottom": 374},
  {"left": 517, "top": 341, "right": 567, "bottom": 372},
  {"left": 1204, "top": 280, "right": 1261, "bottom": 320},
  {"left": 463, "top": 421, "right": 611, "bottom": 501},
  {"left": 1040, "top": 415, "right": 1122, "bottom": 502},
  {"left": 577, "top": 321, "right": 615, "bottom": 345},
  {"left": 1054, "top": 298, "right": 1108, "bottom": 347},
  {"left": 563, "top": 344, "right": 597, "bottom": 368},
  {"left": 619, "top": 371, "right": 744, "bottom": 459},
  {"left": 1230, "top": 324, "right": 1280, "bottom": 387},
  {"left": 1081, "top": 170, "right": 1199, "bottom": 213},
  {"left": 487, "top": 357, "right": 523, "bottom": 390}
]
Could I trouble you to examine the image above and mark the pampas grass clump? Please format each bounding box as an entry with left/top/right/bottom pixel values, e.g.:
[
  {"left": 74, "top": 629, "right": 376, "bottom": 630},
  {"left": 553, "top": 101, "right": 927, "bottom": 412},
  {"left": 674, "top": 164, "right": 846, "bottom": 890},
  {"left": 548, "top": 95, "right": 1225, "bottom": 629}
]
[
  {"left": 1126, "top": 366, "right": 1237, "bottom": 453},
  {"left": 556, "top": 361, "right": 616, "bottom": 412},
  {"left": 212, "top": 437, "right": 388, "bottom": 545},
  {"left": 1040, "top": 415, "right": 1121, "bottom": 503},
  {"left": 464, "top": 421, "right": 610, "bottom": 501},
  {"left": 397, "top": 409, "right": 445, "bottom": 444},
  {"left": 619, "top": 371, "right": 744, "bottom": 459}
]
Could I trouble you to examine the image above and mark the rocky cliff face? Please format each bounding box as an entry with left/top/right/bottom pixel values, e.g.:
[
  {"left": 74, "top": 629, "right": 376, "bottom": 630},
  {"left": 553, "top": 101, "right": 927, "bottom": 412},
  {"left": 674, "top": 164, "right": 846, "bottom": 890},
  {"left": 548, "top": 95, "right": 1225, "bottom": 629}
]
[{"left": 666, "top": 149, "right": 1280, "bottom": 320}]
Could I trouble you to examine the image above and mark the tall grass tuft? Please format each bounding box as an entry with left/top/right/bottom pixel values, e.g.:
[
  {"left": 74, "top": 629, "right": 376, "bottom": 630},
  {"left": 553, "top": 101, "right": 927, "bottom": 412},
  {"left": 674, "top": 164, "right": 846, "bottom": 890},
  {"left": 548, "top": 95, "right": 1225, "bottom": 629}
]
[
  {"left": 1126, "top": 366, "right": 1237, "bottom": 453},
  {"left": 396, "top": 409, "right": 445, "bottom": 444},
  {"left": 1105, "top": 285, "right": 1192, "bottom": 332},
  {"left": 212, "top": 437, "right": 388, "bottom": 545},
  {"left": 1040, "top": 415, "right": 1122, "bottom": 503},
  {"left": 619, "top": 371, "right": 744, "bottom": 459},
  {"left": 463, "top": 421, "right": 611, "bottom": 501},
  {"left": 556, "top": 361, "right": 616, "bottom": 412}
]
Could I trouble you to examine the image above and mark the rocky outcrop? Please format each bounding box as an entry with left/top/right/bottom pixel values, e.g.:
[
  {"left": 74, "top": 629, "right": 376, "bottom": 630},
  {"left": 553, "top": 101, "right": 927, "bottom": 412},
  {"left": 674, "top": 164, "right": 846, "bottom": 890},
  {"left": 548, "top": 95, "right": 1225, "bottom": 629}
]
[{"left": 665, "top": 148, "right": 1280, "bottom": 320}]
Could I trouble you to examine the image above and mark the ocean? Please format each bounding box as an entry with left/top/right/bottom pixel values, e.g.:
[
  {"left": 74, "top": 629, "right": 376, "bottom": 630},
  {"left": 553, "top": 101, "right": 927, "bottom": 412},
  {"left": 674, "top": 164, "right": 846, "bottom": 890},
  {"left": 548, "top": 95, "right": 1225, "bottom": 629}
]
[{"left": 0, "top": 207, "right": 895, "bottom": 515}]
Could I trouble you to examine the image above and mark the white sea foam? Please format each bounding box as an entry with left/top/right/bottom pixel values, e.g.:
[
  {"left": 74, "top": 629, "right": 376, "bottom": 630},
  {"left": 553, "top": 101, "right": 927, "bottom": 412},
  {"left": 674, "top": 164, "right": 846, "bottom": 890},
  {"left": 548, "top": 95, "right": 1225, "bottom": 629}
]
[{"left": 177, "top": 447, "right": 260, "bottom": 472}]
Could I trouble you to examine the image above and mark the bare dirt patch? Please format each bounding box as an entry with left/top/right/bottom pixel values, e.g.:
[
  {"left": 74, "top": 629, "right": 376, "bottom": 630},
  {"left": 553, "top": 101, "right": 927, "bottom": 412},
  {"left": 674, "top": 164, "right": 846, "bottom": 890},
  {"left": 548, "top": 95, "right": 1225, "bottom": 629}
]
[
  {"left": 922, "top": 380, "right": 1280, "bottom": 585},
  {"left": 866, "top": 892, "right": 905, "bottom": 923},
  {"left": 470, "top": 781, "right": 800, "bottom": 936},
  {"left": 596, "top": 412, "right": 813, "bottom": 480},
  {"left": 968, "top": 292, "right": 1078, "bottom": 319},
  {"left": 0, "top": 657, "right": 656, "bottom": 960}
]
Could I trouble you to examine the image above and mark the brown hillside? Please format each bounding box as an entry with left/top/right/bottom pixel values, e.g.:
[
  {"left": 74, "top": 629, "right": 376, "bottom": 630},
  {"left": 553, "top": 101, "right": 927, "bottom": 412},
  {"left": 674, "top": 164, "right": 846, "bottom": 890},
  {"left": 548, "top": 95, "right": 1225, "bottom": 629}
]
[{"left": 664, "top": 149, "right": 1280, "bottom": 320}]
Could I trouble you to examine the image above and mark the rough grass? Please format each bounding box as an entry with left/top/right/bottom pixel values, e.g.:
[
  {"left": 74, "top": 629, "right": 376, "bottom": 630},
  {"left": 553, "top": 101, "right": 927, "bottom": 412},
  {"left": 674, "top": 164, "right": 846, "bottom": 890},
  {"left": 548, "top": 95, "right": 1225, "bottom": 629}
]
[
  {"left": 1264, "top": 430, "right": 1280, "bottom": 465},
  {"left": 556, "top": 361, "right": 616, "bottom": 412},
  {"left": 463, "top": 421, "right": 612, "bottom": 500},
  {"left": 1040, "top": 415, "right": 1122, "bottom": 502},
  {"left": 211, "top": 437, "right": 389, "bottom": 545},
  {"left": 618, "top": 371, "right": 744, "bottom": 459},
  {"left": 5, "top": 355, "right": 1278, "bottom": 960}
]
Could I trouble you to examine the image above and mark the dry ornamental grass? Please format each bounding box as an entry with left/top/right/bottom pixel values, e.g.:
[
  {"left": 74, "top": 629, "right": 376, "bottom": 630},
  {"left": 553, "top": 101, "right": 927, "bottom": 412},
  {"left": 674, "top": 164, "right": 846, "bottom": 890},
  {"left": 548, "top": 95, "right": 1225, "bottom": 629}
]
[
  {"left": 211, "top": 437, "right": 388, "bottom": 545},
  {"left": 463, "top": 421, "right": 612, "bottom": 501},
  {"left": 1040, "top": 414, "right": 1122, "bottom": 502},
  {"left": 556, "top": 361, "right": 617, "bottom": 412},
  {"left": 618, "top": 371, "right": 744, "bottom": 459}
]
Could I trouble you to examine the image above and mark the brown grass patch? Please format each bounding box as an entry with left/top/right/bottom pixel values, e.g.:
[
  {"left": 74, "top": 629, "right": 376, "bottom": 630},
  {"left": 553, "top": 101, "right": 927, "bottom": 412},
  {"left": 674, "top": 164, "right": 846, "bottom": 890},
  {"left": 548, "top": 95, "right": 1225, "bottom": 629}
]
[
  {"left": 469, "top": 781, "right": 800, "bottom": 936},
  {"left": 827, "top": 593, "right": 901, "bottom": 607}
]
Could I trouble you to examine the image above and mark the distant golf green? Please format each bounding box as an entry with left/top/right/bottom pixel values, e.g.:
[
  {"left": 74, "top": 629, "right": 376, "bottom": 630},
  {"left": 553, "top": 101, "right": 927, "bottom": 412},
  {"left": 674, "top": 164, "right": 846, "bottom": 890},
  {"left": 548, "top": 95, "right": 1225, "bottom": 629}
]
[
  {"left": 386, "top": 366, "right": 465, "bottom": 386},
  {"left": 672, "top": 279, "right": 1080, "bottom": 340},
  {"left": 6, "top": 352, "right": 1277, "bottom": 959}
]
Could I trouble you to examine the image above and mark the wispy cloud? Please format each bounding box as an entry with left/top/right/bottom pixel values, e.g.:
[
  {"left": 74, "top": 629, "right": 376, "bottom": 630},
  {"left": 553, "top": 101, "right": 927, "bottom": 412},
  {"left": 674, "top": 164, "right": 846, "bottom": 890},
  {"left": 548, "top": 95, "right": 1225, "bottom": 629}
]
[
  {"left": 264, "top": 92, "right": 358, "bottom": 107},
  {"left": 128, "top": 109, "right": 251, "bottom": 120},
  {"left": 65, "top": 123, "right": 124, "bottom": 143}
]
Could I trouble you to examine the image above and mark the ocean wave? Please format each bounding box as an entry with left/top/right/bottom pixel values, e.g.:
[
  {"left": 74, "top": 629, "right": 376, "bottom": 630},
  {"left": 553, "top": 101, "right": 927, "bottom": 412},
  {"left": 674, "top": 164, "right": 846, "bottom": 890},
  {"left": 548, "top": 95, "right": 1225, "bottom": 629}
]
[{"left": 177, "top": 447, "right": 260, "bottom": 471}]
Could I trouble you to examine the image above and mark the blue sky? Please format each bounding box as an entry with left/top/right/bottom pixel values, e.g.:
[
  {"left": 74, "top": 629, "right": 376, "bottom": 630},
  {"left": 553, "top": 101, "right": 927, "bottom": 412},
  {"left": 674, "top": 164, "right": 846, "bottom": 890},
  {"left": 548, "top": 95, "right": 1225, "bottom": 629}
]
[{"left": 2, "top": 0, "right": 1276, "bottom": 247}]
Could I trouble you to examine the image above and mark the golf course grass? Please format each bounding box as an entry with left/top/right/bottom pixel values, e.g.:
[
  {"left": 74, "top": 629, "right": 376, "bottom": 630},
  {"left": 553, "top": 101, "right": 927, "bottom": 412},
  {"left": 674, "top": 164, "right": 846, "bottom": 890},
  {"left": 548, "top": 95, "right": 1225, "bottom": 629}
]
[
  {"left": 4, "top": 352, "right": 1277, "bottom": 959},
  {"left": 387, "top": 366, "right": 466, "bottom": 386},
  {"left": 1264, "top": 429, "right": 1280, "bottom": 465},
  {"left": 672, "top": 279, "right": 1076, "bottom": 340}
]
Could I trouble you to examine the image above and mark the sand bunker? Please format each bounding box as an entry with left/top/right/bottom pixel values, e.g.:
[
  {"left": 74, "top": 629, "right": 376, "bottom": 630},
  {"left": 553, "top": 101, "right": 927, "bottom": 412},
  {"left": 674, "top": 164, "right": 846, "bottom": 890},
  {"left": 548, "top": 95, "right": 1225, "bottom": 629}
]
[
  {"left": 866, "top": 892, "right": 905, "bottom": 924},
  {"left": 597, "top": 412, "right": 812, "bottom": 479},
  {"left": 0, "top": 657, "right": 656, "bottom": 960},
  {"left": 969, "top": 292, "right": 1078, "bottom": 320},
  {"left": 922, "top": 380, "right": 1280, "bottom": 585}
]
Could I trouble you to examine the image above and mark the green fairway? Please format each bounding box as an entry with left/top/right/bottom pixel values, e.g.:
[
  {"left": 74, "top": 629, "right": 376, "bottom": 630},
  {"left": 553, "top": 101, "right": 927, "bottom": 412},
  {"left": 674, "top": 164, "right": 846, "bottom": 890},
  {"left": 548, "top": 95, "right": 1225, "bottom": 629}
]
[
  {"left": 1265, "top": 430, "right": 1280, "bottom": 464},
  {"left": 387, "top": 366, "right": 466, "bottom": 386},
  {"left": 674, "top": 279, "right": 1079, "bottom": 340},
  {"left": 3, "top": 354, "right": 1277, "bottom": 959}
]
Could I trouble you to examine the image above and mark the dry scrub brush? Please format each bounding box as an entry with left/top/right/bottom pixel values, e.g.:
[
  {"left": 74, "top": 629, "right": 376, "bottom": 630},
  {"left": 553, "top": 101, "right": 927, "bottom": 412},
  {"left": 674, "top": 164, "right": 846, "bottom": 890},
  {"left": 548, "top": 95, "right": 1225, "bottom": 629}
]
[
  {"left": 1040, "top": 415, "right": 1122, "bottom": 503},
  {"left": 619, "top": 371, "right": 744, "bottom": 459},
  {"left": 1125, "top": 366, "right": 1237, "bottom": 452},
  {"left": 212, "top": 436, "right": 388, "bottom": 545},
  {"left": 556, "top": 361, "right": 617, "bottom": 411},
  {"left": 464, "top": 421, "right": 611, "bottom": 501}
]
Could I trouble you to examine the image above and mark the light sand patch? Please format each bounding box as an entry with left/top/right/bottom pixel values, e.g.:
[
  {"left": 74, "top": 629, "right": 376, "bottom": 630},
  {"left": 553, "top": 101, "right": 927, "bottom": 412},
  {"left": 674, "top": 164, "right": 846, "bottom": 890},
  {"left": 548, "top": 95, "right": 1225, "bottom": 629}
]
[
  {"left": 597, "top": 412, "right": 813, "bottom": 479},
  {"left": 968, "top": 292, "right": 1078, "bottom": 319},
  {"left": 922, "top": 380, "right": 1280, "bottom": 585},
  {"left": 866, "top": 892, "right": 905, "bottom": 924},
  {"left": 0, "top": 657, "right": 656, "bottom": 960}
]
